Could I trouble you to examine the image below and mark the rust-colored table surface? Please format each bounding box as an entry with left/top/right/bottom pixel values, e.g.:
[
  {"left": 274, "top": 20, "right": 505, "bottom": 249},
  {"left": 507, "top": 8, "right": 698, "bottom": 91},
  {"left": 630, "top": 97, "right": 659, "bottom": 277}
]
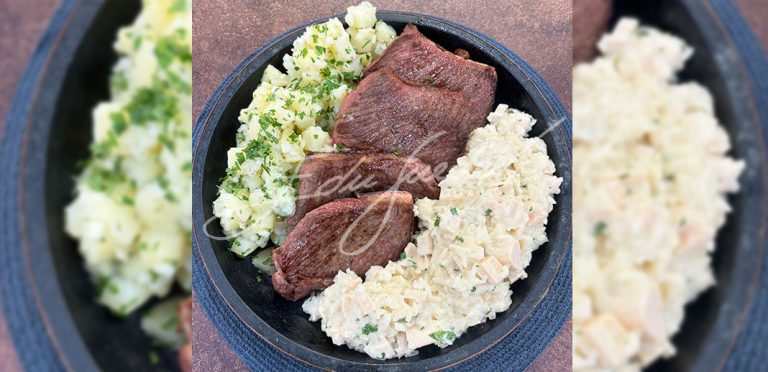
[{"left": 0, "top": 1, "right": 766, "bottom": 371}]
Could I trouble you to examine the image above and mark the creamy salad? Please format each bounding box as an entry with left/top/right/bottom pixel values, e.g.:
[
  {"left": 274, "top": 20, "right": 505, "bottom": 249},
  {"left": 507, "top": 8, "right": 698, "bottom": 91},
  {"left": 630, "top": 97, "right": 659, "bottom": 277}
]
[{"left": 573, "top": 19, "right": 744, "bottom": 370}]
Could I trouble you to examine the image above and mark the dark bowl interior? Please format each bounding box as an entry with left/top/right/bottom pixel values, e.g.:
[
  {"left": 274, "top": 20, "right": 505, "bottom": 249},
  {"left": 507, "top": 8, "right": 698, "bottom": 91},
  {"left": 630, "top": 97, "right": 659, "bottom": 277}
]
[
  {"left": 21, "top": 0, "right": 183, "bottom": 370},
  {"left": 194, "top": 12, "right": 571, "bottom": 370},
  {"left": 606, "top": 0, "right": 767, "bottom": 371}
]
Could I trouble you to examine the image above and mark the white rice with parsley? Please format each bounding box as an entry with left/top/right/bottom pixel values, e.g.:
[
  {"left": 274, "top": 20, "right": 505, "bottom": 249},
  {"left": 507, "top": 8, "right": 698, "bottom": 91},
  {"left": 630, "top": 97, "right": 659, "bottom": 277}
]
[{"left": 573, "top": 19, "right": 744, "bottom": 370}]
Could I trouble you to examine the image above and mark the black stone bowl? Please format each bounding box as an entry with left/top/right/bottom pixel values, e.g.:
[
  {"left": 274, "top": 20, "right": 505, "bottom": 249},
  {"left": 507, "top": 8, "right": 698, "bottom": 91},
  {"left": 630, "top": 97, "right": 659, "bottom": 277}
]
[
  {"left": 7, "top": 0, "right": 182, "bottom": 370},
  {"left": 605, "top": 1, "right": 767, "bottom": 371},
  {"left": 193, "top": 11, "right": 572, "bottom": 371}
]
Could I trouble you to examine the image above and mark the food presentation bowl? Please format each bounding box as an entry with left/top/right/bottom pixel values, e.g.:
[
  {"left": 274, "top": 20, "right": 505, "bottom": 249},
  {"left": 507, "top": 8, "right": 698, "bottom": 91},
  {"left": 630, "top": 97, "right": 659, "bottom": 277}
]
[
  {"left": 0, "top": 0, "right": 182, "bottom": 370},
  {"left": 193, "top": 11, "right": 572, "bottom": 371},
  {"left": 605, "top": 1, "right": 768, "bottom": 371}
]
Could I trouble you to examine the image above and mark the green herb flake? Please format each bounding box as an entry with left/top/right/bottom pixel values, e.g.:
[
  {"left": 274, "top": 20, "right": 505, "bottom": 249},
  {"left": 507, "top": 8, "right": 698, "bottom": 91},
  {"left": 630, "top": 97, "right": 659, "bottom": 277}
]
[
  {"left": 106, "top": 280, "right": 119, "bottom": 295},
  {"left": 429, "top": 330, "right": 456, "bottom": 344},
  {"left": 396, "top": 317, "right": 407, "bottom": 323},
  {"left": 314, "top": 45, "right": 326, "bottom": 54},
  {"left": 121, "top": 196, "right": 134, "bottom": 206},
  {"left": 484, "top": 209, "right": 493, "bottom": 217},
  {"left": 434, "top": 215, "right": 441, "bottom": 227},
  {"left": 393, "top": 149, "right": 404, "bottom": 157},
  {"left": 400, "top": 252, "right": 407, "bottom": 260},
  {"left": 161, "top": 315, "right": 179, "bottom": 331},
  {"left": 593, "top": 221, "right": 607, "bottom": 236},
  {"left": 148, "top": 351, "right": 160, "bottom": 366},
  {"left": 362, "top": 323, "right": 378, "bottom": 335},
  {"left": 450, "top": 207, "right": 458, "bottom": 216}
]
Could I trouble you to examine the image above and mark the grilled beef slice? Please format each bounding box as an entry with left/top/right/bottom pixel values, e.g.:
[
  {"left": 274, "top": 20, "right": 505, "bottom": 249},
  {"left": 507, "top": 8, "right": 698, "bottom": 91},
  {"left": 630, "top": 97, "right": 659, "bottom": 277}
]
[
  {"left": 573, "top": 0, "right": 612, "bottom": 63},
  {"left": 272, "top": 191, "right": 414, "bottom": 301},
  {"left": 364, "top": 24, "right": 497, "bottom": 127},
  {"left": 284, "top": 152, "right": 438, "bottom": 233},
  {"left": 332, "top": 69, "right": 477, "bottom": 173}
]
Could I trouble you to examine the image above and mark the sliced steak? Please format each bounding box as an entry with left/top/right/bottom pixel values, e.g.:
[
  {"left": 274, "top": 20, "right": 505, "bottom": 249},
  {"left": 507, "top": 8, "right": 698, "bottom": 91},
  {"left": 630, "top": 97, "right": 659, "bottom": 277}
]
[
  {"left": 573, "top": 0, "right": 612, "bottom": 63},
  {"left": 178, "top": 297, "right": 192, "bottom": 338},
  {"left": 285, "top": 152, "right": 439, "bottom": 233},
  {"left": 177, "top": 297, "right": 192, "bottom": 372},
  {"left": 179, "top": 344, "right": 192, "bottom": 372},
  {"left": 364, "top": 24, "right": 497, "bottom": 127},
  {"left": 272, "top": 191, "right": 414, "bottom": 301},
  {"left": 332, "top": 69, "right": 476, "bottom": 174}
]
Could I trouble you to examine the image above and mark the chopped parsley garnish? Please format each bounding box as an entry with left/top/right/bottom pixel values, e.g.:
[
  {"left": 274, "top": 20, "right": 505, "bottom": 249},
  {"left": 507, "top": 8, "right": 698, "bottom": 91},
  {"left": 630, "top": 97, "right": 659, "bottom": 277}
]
[
  {"left": 362, "top": 323, "right": 378, "bottom": 335},
  {"left": 85, "top": 166, "right": 125, "bottom": 193},
  {"left": 161, "top": 315, "right": 180, "bottom": 330},
  {"left": 450, "top": 207, "right": 458, "bottom": 216},
  {"left": 471, "top": 287, "right": 476, "bottom": 292},
  {"left": 484, "top": 209, "right": 493, "bottom": 217},
  {"left": 426, "top": 74, "right": 436, "bottom": 84},
  {"left": 170, "top": 0, "right": 186, "bottom": 12},
  {"left": 429, "top": 330, "right": 456, "bottom": 344},
  {"left": 148, "top": 351, "right": 160, "bottom": 366},
  {"left": 314, "top": 45, "right": 326, "bottom": 54},
  {"left": 154, "top": 34, "right": 191, "bottom": 69},
  {"left": 109, "top": 112, "right": 128, "bottom": 135},
  {"left": 400, "top": 252, "right": 407, "bottom": 260},
  {"left": 593, "top": 221, "right": 607, "bottom": 236},
  {"left": 393, "top": 149, "right": 404, "bottom": 157},
  {"left": 396, "top": 317, "right": 407, "bottom": 323},
  {"left": 121, "top": 196, "right": 134, "bottom": 205},
  {"left": 105, "top": 280, "right": 119, "bottom": 295},
  {"left": 125, "top": 85, "right": 178, "bottom": 125},
  {"left": 110, "top": 71, "right": 128, "bottom": 92},
  {"left": 434, "top": 216, "right": 441, "bottom": 227},
  {"left": 157, "top": 175, "right": 178, "bottom": 202},
  {"left": 456, "top": 236, "right": 464, "bottom": 243}
]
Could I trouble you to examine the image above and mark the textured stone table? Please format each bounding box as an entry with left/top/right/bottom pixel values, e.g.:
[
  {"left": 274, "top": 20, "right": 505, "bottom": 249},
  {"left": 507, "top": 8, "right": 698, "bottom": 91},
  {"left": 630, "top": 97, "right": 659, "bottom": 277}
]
[{"left": 1, "top": 1, "right": 766, "bottom": 371}]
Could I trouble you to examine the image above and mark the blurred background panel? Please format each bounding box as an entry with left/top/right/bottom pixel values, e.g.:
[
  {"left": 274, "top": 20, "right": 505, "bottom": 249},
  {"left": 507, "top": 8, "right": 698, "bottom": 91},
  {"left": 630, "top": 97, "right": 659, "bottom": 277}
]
[
  {"left": 0, "top": 0, "right": 192, "bottom": 371},
  {"left": 572, "top": 0, "right": 768, "bottom": 371}
]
